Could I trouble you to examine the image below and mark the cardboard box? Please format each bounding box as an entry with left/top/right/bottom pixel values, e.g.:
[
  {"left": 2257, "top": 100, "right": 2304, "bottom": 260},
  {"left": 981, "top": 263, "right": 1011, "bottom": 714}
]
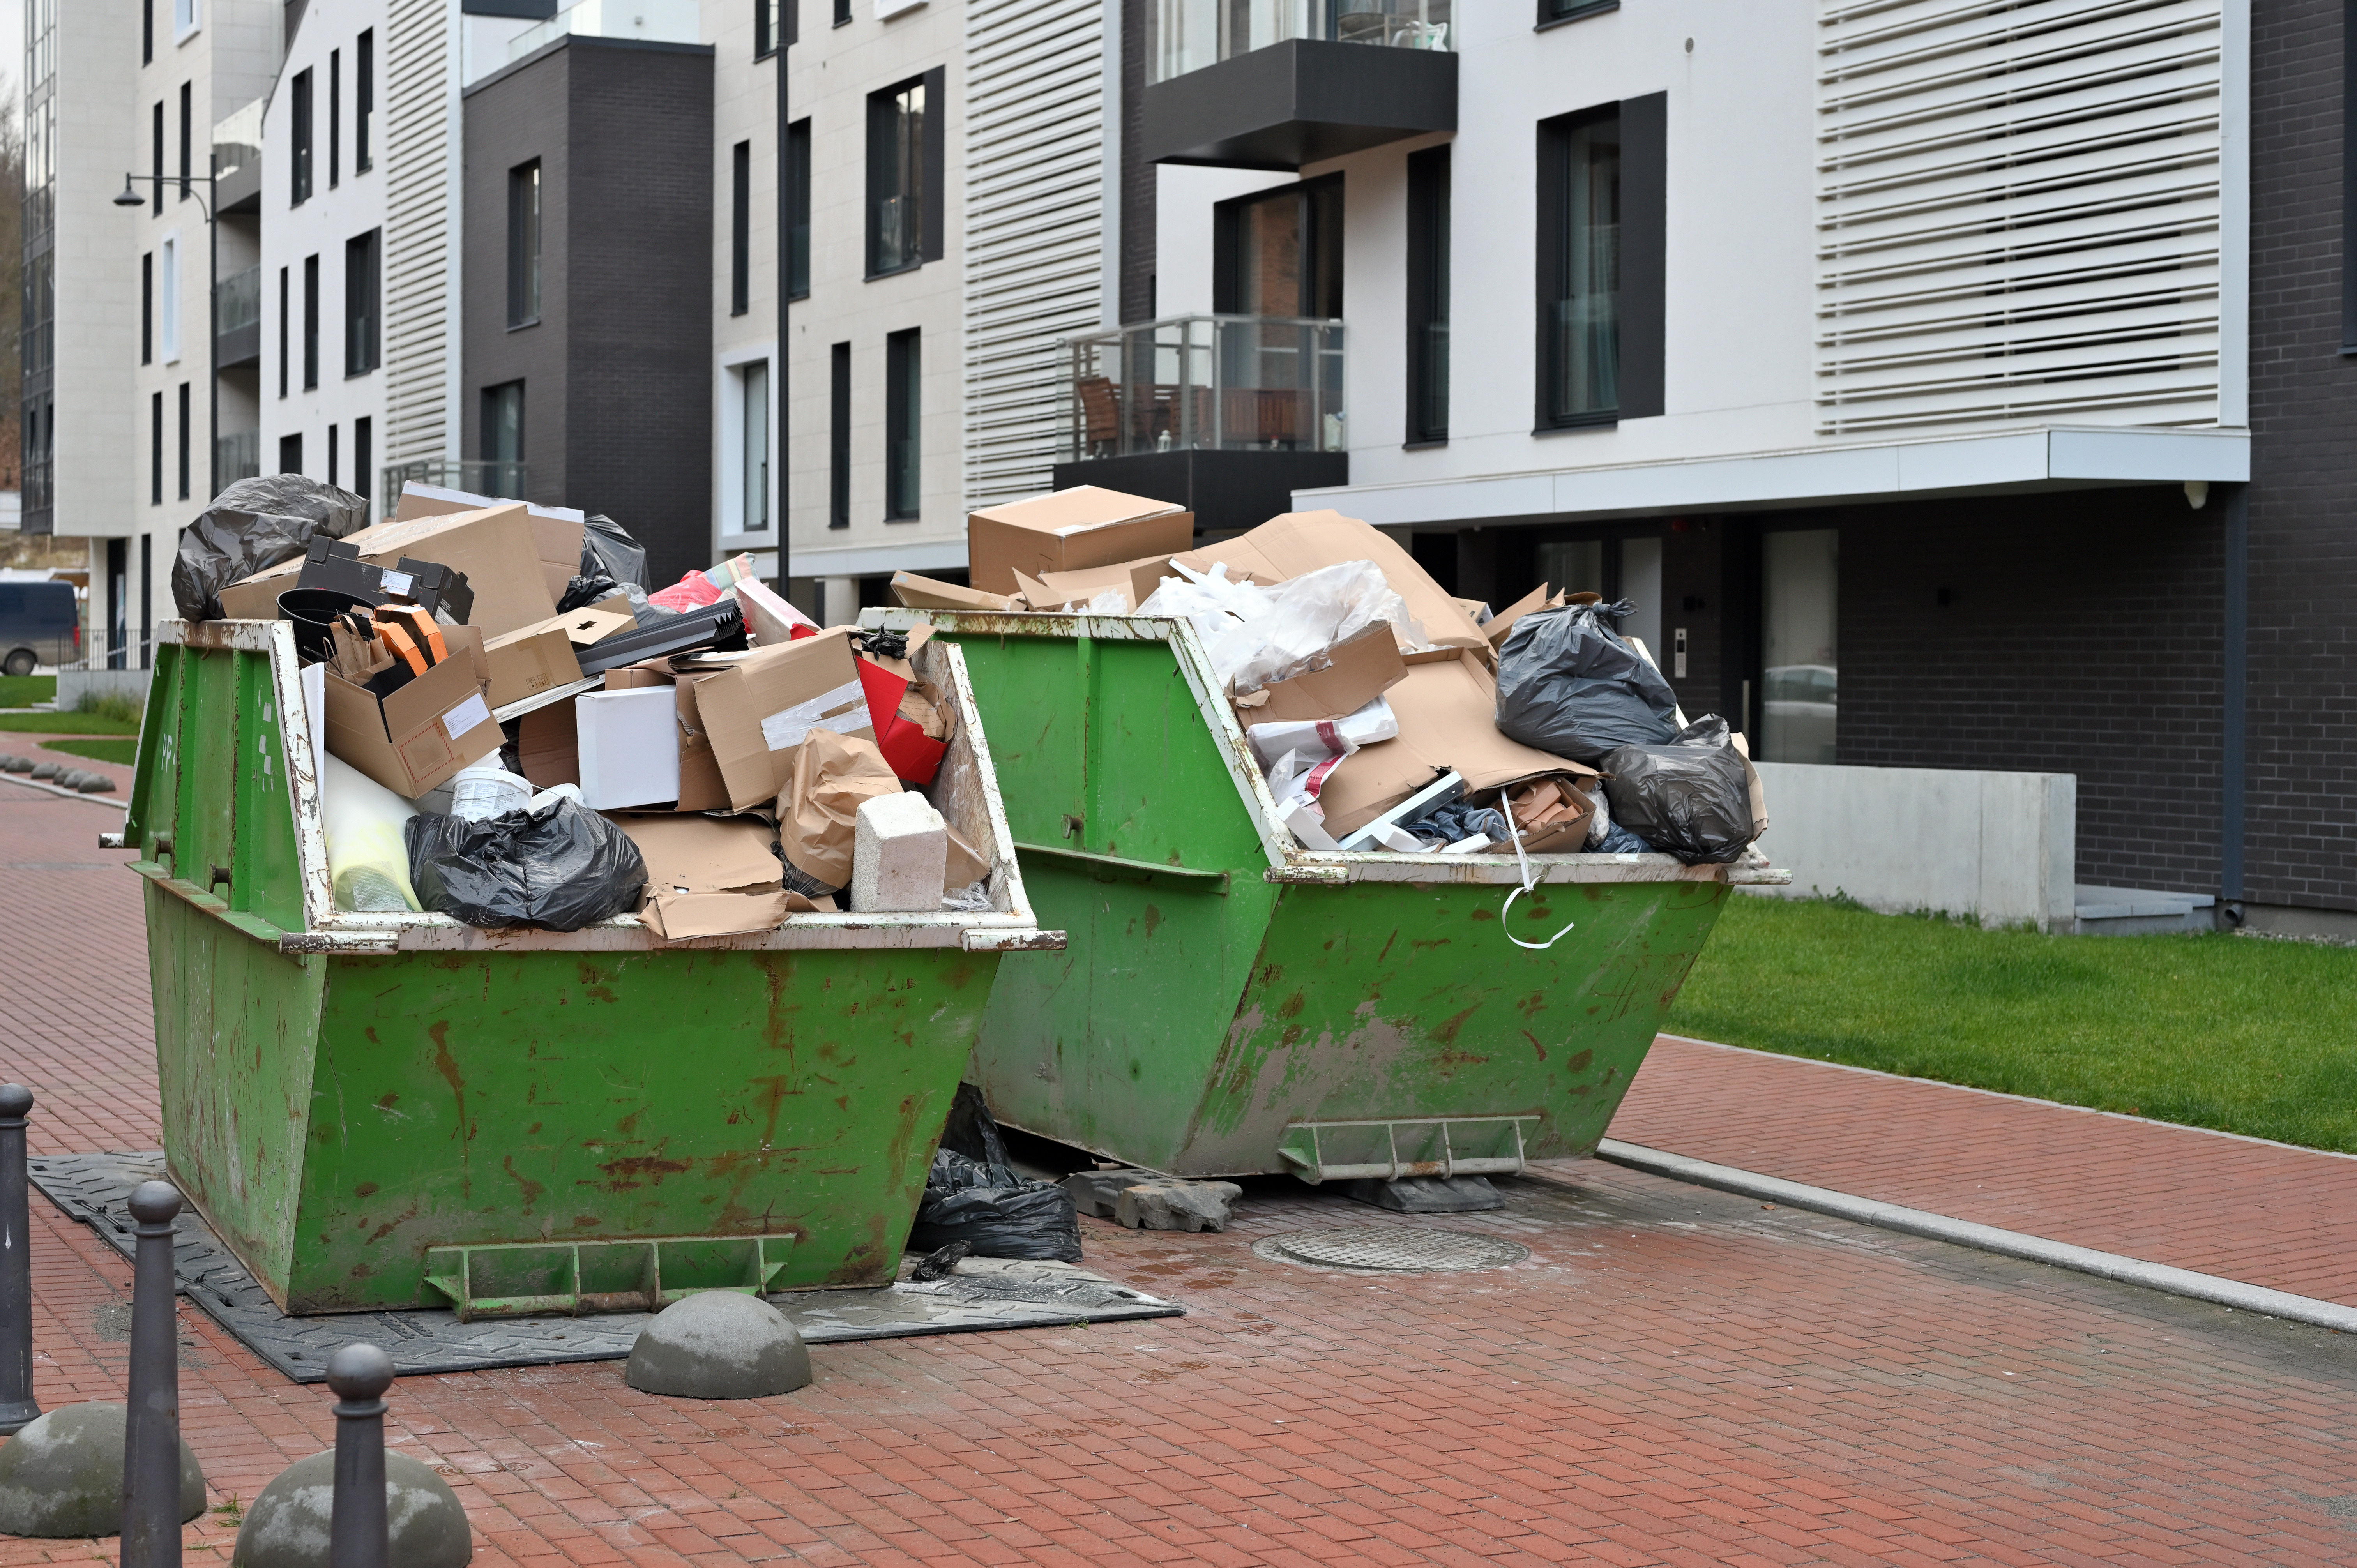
[
  {"left": 890, "top": 572, "right": 1018, "bottom": 612},
  {"left": 518, "top": 701, "right": 579, "bottom": 788},
  {"left": 673, "top": 676, "right": 731, "bottom": 812},
  {"left": 321, "top": 627, "right": 498, "bottom": 799},
  {"left": 482, "top": 624, "right": 583, "bottom": 710},
  {"left": 1182, "top": 510, "right": 1488, "bottom": 653},
  {"left": 395, "top": 482, "right": 587, "bottom": 607},
  {"left": 1483, "top": 584, "right": 1552, "bottom": 649},
  {"left": 217, "top": 503, "right": 558, "bottom": 636},
  {"left": 1012, "top": 554, "right": 1182, "bottom": 612},
  {"left": 1311, "top": 650, "right": 1594, "bottom": 836},
  {"left": 693, "top": 628, "right": 877, "bottom": 810},
  {"left": 1232, "top": 623, "right": 1407, "bottom": 723},
  {"left": 576, "top": 686, "right": 681, "bottom": 809},
  {"left": 616, "top": 814, "right": 798, "bottom": 940},
  {"left": 966, "top": 487, "right": 1194, "bottom": 595}
]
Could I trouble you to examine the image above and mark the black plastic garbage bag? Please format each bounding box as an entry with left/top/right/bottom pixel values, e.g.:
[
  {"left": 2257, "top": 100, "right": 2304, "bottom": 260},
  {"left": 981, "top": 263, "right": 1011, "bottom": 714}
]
[
  {"left": 907, "top": 1149, "right": 1083, "bottom": 1263},
  {"left": 938, "top": 1081, "right": 1014, "bottom": 1169},
  {"left": 404, "top": 798, "right": 647, "bottom": 930},
  {"left": 1494, "top": 599, "right": 1680, "bottom": 764},
  {"left": 580, "top": 513, "right": 649, "bottom": 591},
  {"left": 1598, "top": 715, "right": 1763, "bottom": 865},
  {"left": 173, "top": 474, "right": 370, "bottom": 620}
]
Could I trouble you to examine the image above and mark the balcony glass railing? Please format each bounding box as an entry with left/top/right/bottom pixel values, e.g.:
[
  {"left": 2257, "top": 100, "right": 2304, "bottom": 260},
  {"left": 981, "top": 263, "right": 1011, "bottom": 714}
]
[
  {"left": 1066, "top": 314, "right": 1345, "bottom": 460},
  {"left": 382, "top": 458, "right": 529, "bottom": 504},
  {"left": 216, "top": 429, "right": 260, "bottom": 486},
  {"left": 1151, "top": 0, "right": 1450, "bottom": 83},
  {"left": 216, "top": 265, "right": 261, "bottom": 335}
]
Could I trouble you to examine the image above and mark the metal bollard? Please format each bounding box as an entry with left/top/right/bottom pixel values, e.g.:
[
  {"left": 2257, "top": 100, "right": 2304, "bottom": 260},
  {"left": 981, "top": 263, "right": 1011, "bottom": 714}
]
[
  {"left": 325, "top": 1343, "right": 394, "bottom": 1568},
  {"left": 119, "top": 1180, "right": 183, "bottom": 1568},
  {"left": 0, "top": 1085, "right": 38, "bottom": 1437}
]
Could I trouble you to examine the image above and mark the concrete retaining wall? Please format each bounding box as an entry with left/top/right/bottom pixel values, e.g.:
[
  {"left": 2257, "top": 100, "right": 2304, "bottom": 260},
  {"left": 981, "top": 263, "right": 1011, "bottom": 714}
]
[
  {"left": 1749, "top": 762, "right": 2077, "bottom": 932},
  {"left": 56, "top": 669, "right": 153, "bottom": 707}
]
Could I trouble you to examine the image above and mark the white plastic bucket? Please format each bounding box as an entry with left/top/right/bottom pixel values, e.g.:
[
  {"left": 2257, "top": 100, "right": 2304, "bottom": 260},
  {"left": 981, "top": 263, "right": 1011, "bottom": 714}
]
[{"left": 449, "top": 761, "right": 534, "bottom": 821}]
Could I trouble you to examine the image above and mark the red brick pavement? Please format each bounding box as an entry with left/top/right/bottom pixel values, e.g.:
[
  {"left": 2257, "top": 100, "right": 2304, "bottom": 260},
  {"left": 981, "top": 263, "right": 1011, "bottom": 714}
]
[
  {"left": 1606, "top": 1035, "right": 2357, "bottom": 1308},
  {"left": 7, "top": 780, "right": 2357, "bottom": 1564}
]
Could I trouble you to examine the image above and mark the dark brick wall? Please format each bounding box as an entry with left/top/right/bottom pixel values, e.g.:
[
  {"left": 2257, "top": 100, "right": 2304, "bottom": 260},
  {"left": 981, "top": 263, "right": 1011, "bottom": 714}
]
[
  {"left": 1119, "top": 0, "right": 1155, "bottom": 323},
  {"left": 2246, "top": 0, "right": 2357, "bottom": 911},
  {"left": 1833, "top": 488, "right": 2225, "bottom": 895},
  {"left": 463, "top": 37, "right": 715, "bottom": 589}
]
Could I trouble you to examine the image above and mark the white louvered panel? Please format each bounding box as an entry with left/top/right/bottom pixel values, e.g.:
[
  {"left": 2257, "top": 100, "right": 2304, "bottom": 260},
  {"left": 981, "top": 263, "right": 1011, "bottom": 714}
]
[
  {"left": 383, "top": 0, "right": 453, "bottom": 466},
  {"left": 962, "top": 0, "right": 1104, "bottom": 510},
  {"left": 1815, "top": 0, "right": 2224, "bottom": 433}
]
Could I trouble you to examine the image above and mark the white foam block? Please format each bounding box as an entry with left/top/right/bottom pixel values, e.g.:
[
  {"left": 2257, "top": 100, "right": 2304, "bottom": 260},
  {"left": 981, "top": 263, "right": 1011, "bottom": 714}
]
[{"left": 851, "top": 791, "right": 949, "bottom": 913}]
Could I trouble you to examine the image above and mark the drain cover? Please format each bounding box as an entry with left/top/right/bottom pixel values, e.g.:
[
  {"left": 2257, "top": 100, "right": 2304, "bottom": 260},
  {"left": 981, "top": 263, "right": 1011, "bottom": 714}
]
[{"left": 1254, "top": 1227, "right": 1529, "bottom": 1273}]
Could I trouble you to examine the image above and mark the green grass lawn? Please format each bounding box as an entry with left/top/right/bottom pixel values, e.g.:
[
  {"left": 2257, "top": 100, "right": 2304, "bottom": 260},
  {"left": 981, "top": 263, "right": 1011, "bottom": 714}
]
[
  {"left": 1670, "top": 893, "right": 2357, "bottom": 1154},
  {"left": 41, "top": 737, "right": 136, "bottom": 766},
  {"left": 0, "top": 712, "right": 138, "bottom": 735},
  {"left": 0, "top": 675, "right": 56, "bottom": 707}
]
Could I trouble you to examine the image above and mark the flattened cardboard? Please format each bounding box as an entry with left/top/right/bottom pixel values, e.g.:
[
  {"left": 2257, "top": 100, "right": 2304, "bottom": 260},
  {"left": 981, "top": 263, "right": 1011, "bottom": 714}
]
[
  {"left": 482, "top": 623, "right": 584, "bottom": 710},
  {"left": 1235, "top": 623, "right": 1407, "bottom": 723},
  {"left": 617, "top": 814, "right": 785, "bottom": 893},
  {"left": 672, "top": 676, "right": 731, "bottom": 812},
  {"left": 694, "top": 628, "right": 876, "bottom": 810},
  {"left": 641, "top": 890, "right": 798, "bottom": 941},
  {"left": 321, "top": 626, "right": 497, "bottom": 798},
  {"left": 1184, "top": 510, "right": 1487, "bottom": 652},
  {"left": 1011, "top": 555, "right": 1178, "bottom": 612},
  {"left": 966, "top": 487, "right": 1193, "bottom": 595},
  {"left": 394, "top": 482, "right": 587, "bottom": 606},
  {"left": 1483, "top": 584, "right": 1551, "bottom": 648},
  {"left": 890, "top": 572, "right": 1018, "bottom": 611},
  {"left": 1312, "top": 650, "right": 1592, "bottom": 836},
  {"left": 218, "top": 503, "right": 557, "bottom": 635}
]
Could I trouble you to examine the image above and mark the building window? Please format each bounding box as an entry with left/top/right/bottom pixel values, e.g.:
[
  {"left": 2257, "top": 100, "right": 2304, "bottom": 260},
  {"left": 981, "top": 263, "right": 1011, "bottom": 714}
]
[
  {"left": 141, "top": 254, "right": 153, "bottom": 365},
  {"left": 152, "top": 102, "right": 164, "bottom": 214},
  {"left": 354, "top": 418, "right": 373, "bottom": 512},
  {"left": 885, "top": 328, "right": 920, "bottom": 520},
  {"left": 829, "top": 342, "right": 850, "bottom": 528},
  {"left": 738, "top": 360, "right": 770, "bottom": 531},
  {"left": 1213, "top": 177, "right": 1343, "bottom": 317},
  {"left": 327, "top": 424, "right": 339, "bottom": 488},
  {"left": 1760, "top": 528, "right": 1838, "bottom": 765},
  {"left": 150, "top": 393, "right": 163, "bottom": 505},
  {"left": 481, "top": 382, "right": 525, "bottom": 496},
  {"left": 178, "top": 83, "right": 191, "bottom": 200},
  {"left": 731, "top": 141, "right": 751, "bottom": 316},
  {"left": 755, "top": 0, "right": 779, "bottom": 57},
  {"left": 788, "top": 118, "right": 811, "bottom": 300},
  {"left": 302, "top": 253, "right": 319, "bottom": 390},
  {"left": 1538, "top": 0, "right": 1617, "bottom": 24},
  {"left": 176, "top": 383, "right": 190, "bottom": 499},
  {"left": 159, "top": 234, "right": 180, "bottom": 363},
  {"left": 1536, "top": 96, "right": 1664, "bottom": 428},
  {"left": 173, "top": 0, "right": 197, "bottom": 41},
  {"left": 143, "top": 0, "right": 153, "bottom": 63},
  {"left": 279, "top": 433, "right": 302, "bottom": 475},
  {"left": 356, "top": 31, "right": 373, "bottom": 172},
  {"left": 1406, "top": 145, "right": 1449, "bottom": 444},
  {"left": 329, "top": 50, "right": 341, "bottom": 188},
  {"left": 277, "top": 266, "right": 289, "bottom": 397},
  {"left": 507, "top": 161, "right": 541, "bottom": 328},
  {"left": 866, "top": 72, "right": 943, "bottom": 275},
  {"left": 291, "top": 69, "right": 313, "bottom": 205},
  {"left": 345, "top": 229, "right": 380, "bottom": 375},
  {"left": 834, "top": 0, "right": 850, "bottom": 25}
]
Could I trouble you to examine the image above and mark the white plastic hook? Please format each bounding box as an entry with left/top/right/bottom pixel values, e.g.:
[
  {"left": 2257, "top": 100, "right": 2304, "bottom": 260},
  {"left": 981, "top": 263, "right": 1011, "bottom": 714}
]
[{"left": 1500, "top": 806, "right": 1576, "bottom": 951}]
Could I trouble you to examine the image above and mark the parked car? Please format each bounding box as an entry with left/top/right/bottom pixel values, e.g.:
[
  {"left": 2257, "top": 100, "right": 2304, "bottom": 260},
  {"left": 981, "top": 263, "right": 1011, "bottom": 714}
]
[{"left": 0, "top": 581, "right": 81, "bottom": 678}]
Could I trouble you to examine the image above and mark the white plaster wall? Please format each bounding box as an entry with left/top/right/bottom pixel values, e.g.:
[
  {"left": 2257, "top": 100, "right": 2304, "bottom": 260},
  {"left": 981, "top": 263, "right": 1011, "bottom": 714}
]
[
  {"left": 52, "top": 0, "right": 139, "bottom": 540},
  {"left": 1749, "top": 762, "right": 2079, "bottom": 933},
  {"left": 1152, "top": 164, "right": 1289, "bottom": 318},
  {"left": 707, "top": 0, "right": 780, "bottom": 566}
]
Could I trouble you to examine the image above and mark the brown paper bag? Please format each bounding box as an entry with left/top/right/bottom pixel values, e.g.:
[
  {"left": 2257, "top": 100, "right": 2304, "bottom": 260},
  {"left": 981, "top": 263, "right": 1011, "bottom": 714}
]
[{"left": 779, "top": 729, "right": 903, "bottom": 888}]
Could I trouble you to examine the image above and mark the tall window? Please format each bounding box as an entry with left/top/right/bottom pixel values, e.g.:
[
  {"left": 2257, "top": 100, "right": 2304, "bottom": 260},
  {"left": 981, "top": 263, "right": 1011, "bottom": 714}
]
[
  {"left": 481, "top": 382, "right": 525, "bottom": 494},
  {"left": 355, "top": 31, "right": 374, "bottom": 172},
  {"left": 829, "top": 343, "right": 850, "bottom": 528},
  {"left": 866, "top": 73, "right": 943, "bottom": 275},
  {"left": 279, "top": 434, "right": 302, "bottom": 475},
  {"left": 176, "top": 383, "right": 190, "bottom": 499},
  {"left": 291, "top": 69, "right": 313, "bottom": 205},
  {"left": 151, "top": 102, "right": 163, "bottom": 214},
  {"left": 143, "top": 0, "right": 153, "bottom": 63},
  {"left": 833, "top": 0, "right": 850, "bottom": 24},
  {"left": 150, "top": 394, "right": 163, "bottom": 505},
  {"left": 787, "top": 118, "right": 811, "bottom": 300},
  {"left": 507, "top": 161, "right": 541, "bottom": 327},
  {"left": 140, "top": 254, "right": 153, "bottom": 365},
  {"left": 158, "top": 235, "right": 180, "bottom": 362},
  {"left": 354, "top": 417, "right": 373, "bottom": 511},
  {"left": 1538, "top": 108, "right": 1618, "bottom": 426},
  {"left": 329, "top": 50, "right": 341, "bottom": 187},
  {"left": 739, "top": 360, "right": 770, "bottom": 531},
  {"left": 327, "top": 424, "right": 339, "bottom": 488},
  {"left": 885, "top": 328, "right": 921, "bottom": 520},
  {"left": 1760, "top": 529, "right": 1838, "bottom": 765},
  {"left": 1406, "top": 145, "right": 1450, "bottom": 444},
  {"left": 174, "top": 0, "right": 196, "bottom": 37},
  {"left": 277, "top": 266, "right": 289, "bottom": 397},
  {"left": 731, "top": 141, "right": 751, "bottom": 316},
  {"left": 1214, "top": 177, "right": 1343, "bottom": 318},
  {"left": 302, "top": 253, "right": 319, "bottom": 390},
  {"left": 345, "top": 230, "right": 380, "bottom": 375},
  {"left": 755, "top": 0, "right": 779, "bottom": 56},
  {"left": 178, "top": 83, "right": 191, "bottom": 200}
]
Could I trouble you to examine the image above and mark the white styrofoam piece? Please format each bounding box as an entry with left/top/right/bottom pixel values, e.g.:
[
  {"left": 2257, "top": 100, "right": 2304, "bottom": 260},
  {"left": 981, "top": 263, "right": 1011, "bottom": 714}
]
[
  {"left": 851, "top": 791, "right": 948, "bottom": 913},
  {"left": 575, "top": 687, "right": 681, "bottom": 809}
]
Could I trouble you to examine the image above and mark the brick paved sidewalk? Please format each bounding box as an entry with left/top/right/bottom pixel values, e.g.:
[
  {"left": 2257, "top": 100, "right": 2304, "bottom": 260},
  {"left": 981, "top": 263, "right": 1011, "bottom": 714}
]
[{"left": 1605, "top": 1034, "right": 2357, "bottom": 1307}]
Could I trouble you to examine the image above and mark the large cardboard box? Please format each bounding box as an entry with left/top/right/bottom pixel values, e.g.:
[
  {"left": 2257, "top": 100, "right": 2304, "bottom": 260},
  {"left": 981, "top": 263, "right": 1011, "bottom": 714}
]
[
  {"left": 395, "top": 482, "right": 587, "bottom": 607},
  {"left": 693, "top": 628, "right": 877, "bottom": 810},
  {"left": 1311, "top": 650, "right": 1588, "bottom": 836},
  {"left": 966, "top": 487, "right": 1193, "bottom": 595},
  {"left": 217, "top": 504, "right": 557, "bottom": 635},
  {"left": 482, "top": 607, "right": 631, "bottom": 710},
  {"left": 321, "top": 627, "right": 498, "bottom": 799},
  {"left": 1183, "top": 510, "right": 1488, "bottom": 653}
]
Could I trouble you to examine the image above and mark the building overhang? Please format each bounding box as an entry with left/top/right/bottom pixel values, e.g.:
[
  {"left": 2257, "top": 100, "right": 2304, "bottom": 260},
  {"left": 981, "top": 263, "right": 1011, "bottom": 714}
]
[
  {"left": 1141, "top": 39, "right": 1456, "bottom": 170},
  {"left": 1295, "top": 427, "right": 2253, "bottom": 527},
  {"left": 788, "top": 536, "right": 972, "bottom": 579}
]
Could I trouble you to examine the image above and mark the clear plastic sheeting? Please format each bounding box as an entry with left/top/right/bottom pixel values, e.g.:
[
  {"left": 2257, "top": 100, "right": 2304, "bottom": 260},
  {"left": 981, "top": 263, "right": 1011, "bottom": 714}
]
[
  {"left": 1139, "top": 559, "right": 1427, "bottom": 696},
  {"left": 320, "top": 754, "right": 421, "bottom": 913}
]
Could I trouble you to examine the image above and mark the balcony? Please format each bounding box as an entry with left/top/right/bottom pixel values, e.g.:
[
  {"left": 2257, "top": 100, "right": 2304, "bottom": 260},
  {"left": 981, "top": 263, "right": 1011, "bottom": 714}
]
[
  {"left": 1143, "top": 0, "right": 1456, "bottom": 169},
  {"left": 216, "top": 266, "right": 261, "bottom": 369},
  {"left": 384, "top": 459, "right": 530, "bottom": 505},
  {"left": 1051, "top": 314, "right": 1349, "bottom": 532}
]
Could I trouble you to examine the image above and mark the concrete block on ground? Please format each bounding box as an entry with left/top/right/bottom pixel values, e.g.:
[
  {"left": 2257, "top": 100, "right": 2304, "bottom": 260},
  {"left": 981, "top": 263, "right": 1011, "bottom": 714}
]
[
  {"left": 625, "top": 1290, "right": 811, "bottom": 1399},
  {"left": 1115, "top": 1179, "right": 1242, "bottom": 1233},
  {"left": 0, "top": 1402, "right": 203, "bottom": 1538},
  {"left": 851, "top": 791, "right": 948, "bottom": 913},
  {"left": 1063, "top": 1169, "right": 1157, "bottom": 1218},
  {"left": 232, "top": 1449, "right": 474, "bottom": 1567}
]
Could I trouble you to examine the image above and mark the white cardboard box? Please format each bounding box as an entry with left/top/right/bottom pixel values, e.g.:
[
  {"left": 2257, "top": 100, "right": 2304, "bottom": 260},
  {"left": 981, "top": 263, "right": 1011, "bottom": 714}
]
[{"left": 576, "top": 687, "right": 681, "bottom": 809}]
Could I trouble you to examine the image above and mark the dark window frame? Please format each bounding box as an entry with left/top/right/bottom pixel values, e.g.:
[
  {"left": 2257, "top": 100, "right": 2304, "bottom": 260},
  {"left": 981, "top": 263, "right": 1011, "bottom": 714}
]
[
  {"left": 290, "top": 69, "right": 313, "bottom": 205},
  {"left": 885, "top": 328, "right": 921, "bottom": 520},
  {"left": 178, "top": 82, "right": 191, "bottom": 200},
  {"left": 731, "top": 140, "right": 751, "bottom": 316},
  {"left": 356, "top": 30, "right": 374, "bottom": 172},
  {"left": 507, "top": 160, "right": 542, "bottom": 328},
  {"left": 277, "top": 266, "right": 289, "bottom": 397},
  {"left": 152, "top": 102, "right": 164, "bottom": 214},
  {"left": 1534, "top": 94, "right": 1664, "bottom": 433},
  {"left": 1210, "top": 173, "right": 1344, "bottom": 318},
  {"left": 833, "top": 0, "right": 850, "bottom": 25},
  {"left": 829, "top": 342, "right": 851, "bottom": 528},
  {"left": 302, "top": 253, "right": 319, "bottom": 390},
  {"left": 1405, "top": 145, "right": 1449, "bottom": 445},
  {"left": 329, "top": 49, "right": 341, "bottom": 187},
  {"left": 327, "top": 422, "right": 339, "bottom": 488},
  {"left": 755, "top": 0, "right": 777, "bottom": 57},
  {"left": 787, "top": 118, "right": 811, "bottom": 300},
  {"left": 150, "top": 392, "right": 163, "bottom": 505},
  {"left": 176, "top": 383, "right": 190, "bottom": 500},
  {"left": 141, "top": 253, "right": 154, "bottom": 365},
  {"left": 143, "top": 0, "right": 153, "bottom": 63},
  {"left": 279, "top": 433, "right": 302, "bottom": 475},
  {"left": 345, "top": 228, "right": 380, "bottom": 376},
  {"left": 1535, "top": 0, "right": 1617, "bottom": 30},
  {"left": 354, "top": 416, "right": 373, "bottom": 509},
  {"left": 481, "top": 380, "right": 526, "bottom": 467},
  {"left": 865, "top": 70, "right": 945, "bottom": 277}
]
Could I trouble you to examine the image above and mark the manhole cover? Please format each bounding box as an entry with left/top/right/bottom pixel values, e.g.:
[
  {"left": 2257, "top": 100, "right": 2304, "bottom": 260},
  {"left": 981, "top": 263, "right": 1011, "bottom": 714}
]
[{"left": 1253, "top": 1227, "right": 1529, "bottom": 1273}]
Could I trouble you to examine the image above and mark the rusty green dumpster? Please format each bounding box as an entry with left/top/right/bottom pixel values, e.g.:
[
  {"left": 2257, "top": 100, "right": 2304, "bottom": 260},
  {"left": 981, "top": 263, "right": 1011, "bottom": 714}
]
[
  {"left": 874, "top": 609, "right": 1785, "bottom": 1183},
  {"left": 118, "top": 618, "right": 1060, "bottom": 1317}
]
